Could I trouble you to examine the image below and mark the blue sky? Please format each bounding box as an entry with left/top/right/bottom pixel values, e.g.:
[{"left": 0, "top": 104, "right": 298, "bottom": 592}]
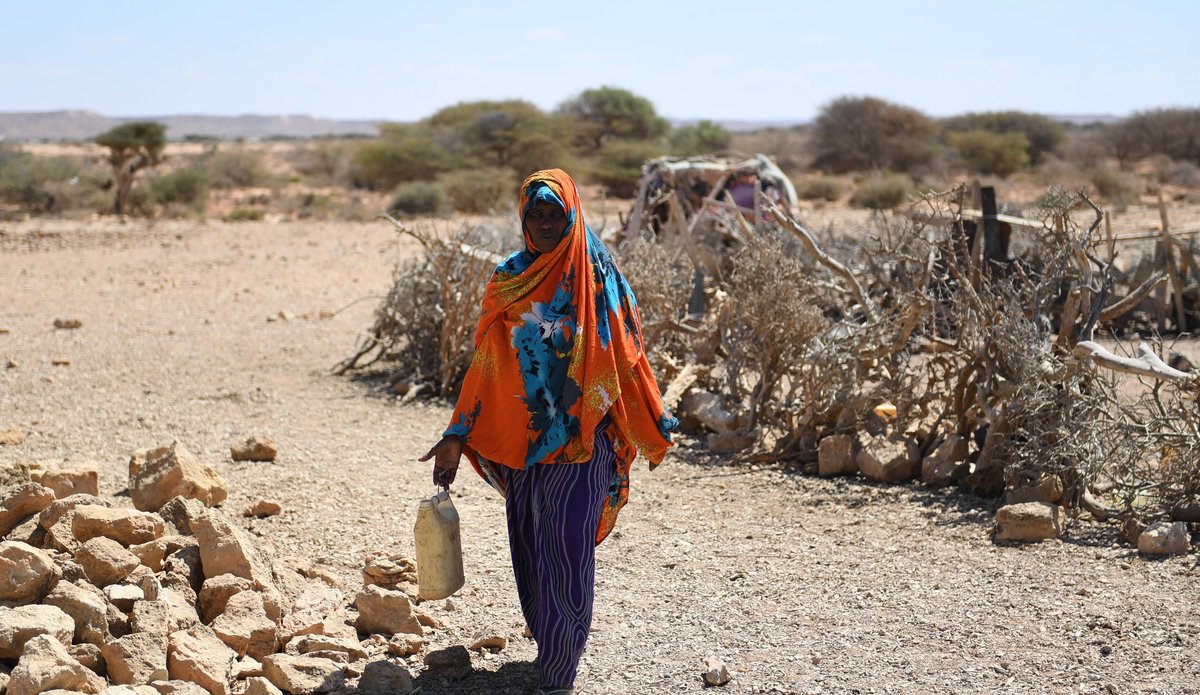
[{"left": 2, "top": 1, "right": 1195, "bottom": 122}]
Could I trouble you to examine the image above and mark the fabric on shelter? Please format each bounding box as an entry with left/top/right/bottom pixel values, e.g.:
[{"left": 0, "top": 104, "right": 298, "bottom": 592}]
[{"left": 445, "top": 168, "right": 677, "bottom": 544}]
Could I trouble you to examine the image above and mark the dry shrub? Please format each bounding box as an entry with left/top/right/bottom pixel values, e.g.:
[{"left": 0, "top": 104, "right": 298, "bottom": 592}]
[
  {"left": 850, "top": 173, "right": 913, "bottom": 209},
  {"left": 438, "top": 168, "right": 516, "bottom": 214},
  {"left": 712, "top": 227, "right": 829, "bottom": 435},
  {"left": 794, "top": 176, "right": 843, "bottom": 202},
  {"left": 387, "top": 181, "right": 448, "bottom": 216},
  {"left": 612, "top": 233, "right": 693, "bottom": 374},
  {"left": 335, "top": 219, "right": 508, "bottom": 397}
]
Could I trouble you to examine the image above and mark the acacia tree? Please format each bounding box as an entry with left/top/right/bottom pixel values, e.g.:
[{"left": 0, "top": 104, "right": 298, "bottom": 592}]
[
  {"left": 95, "top": 121, "right": 166, "bottom": 214},
  {"left": 557, "top": 86, "right": 667, "bottom": 153},
  {"left": 810, "top": 96, "right": 937, "bottom": 173}
]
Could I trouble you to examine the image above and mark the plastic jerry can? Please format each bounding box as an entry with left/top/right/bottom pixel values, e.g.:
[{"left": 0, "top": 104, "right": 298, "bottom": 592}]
[{"left": 414, "top": 489, "right": 464, "bottom": 600}]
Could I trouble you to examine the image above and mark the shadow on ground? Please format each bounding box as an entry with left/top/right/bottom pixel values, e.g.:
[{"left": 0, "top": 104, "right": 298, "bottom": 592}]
[{"left": 412, "top": 661, "right": 539, "bottom": 695}]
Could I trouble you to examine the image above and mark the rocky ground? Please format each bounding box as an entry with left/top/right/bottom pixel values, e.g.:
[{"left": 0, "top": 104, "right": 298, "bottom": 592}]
[{"left": 2, "top": 216, "right": 1199, "bottom": 695}]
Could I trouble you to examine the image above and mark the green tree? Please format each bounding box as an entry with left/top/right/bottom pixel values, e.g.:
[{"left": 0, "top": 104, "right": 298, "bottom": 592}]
[
  {"left": 941, "top": 111, "right": 1064, "bottom": 165},
  {"left": 810, "top": 96, "right": 937, "bottom": 173},
  {"left": 352, "top": 123, "right": 450, "bottom": 190},
  {"left": 557, "top": 86, "right": 668, "bottom": 153},
  {"left": 669, "top": 120, "right": 732, "bottom": 156},
  {"left": 946, "top": 129, "right": 1030, "bottom": 177},
  {"left": 1104, "top": 108, "right": 1200, "bottom": 168},
  {"left": 424, "top": 100, "right": 572, "bottom": 176},
  {"left": 592, "top": 140, "right": 667, "bottom": 197},
  {"left": 95, "top": 121, "right": 167, "bottom": 214}
]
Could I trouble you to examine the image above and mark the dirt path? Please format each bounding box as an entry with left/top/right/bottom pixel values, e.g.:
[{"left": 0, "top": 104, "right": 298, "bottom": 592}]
[{"left": 2, "top": 218, "right": 1198, "bottom": 695}]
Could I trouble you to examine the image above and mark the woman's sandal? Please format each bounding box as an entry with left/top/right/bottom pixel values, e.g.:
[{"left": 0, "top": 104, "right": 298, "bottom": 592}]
[{"left": 537, "top": 689, "right": 573, "bottom": 695}]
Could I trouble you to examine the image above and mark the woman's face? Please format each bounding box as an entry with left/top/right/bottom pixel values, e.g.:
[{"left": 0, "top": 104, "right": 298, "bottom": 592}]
[{"left": 524, "top": 201, "right": 569, "bottom": 253}]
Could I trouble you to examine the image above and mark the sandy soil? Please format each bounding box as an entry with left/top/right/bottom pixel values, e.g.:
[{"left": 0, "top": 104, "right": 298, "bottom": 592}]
[{"left": 2, "top": 216, "right": 1199, "bottom": 695}]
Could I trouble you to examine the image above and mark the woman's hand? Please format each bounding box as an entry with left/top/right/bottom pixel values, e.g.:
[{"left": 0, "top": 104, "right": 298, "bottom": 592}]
[{"left": 419, "top": 435, "right": 463, "bottom": 488}]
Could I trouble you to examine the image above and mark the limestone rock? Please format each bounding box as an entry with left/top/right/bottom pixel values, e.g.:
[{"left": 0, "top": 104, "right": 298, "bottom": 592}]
[
  {"left": 276, "top": 581, "right": 345, "bottom": 644},
  {"left": 149, "top": 680, "right": 211, "bottom": 695},
  {"left": 101, "top": 632, "right": 169, "bottom": 685},
  {"left": 73, "top": 506, "right": 165, "bottom": 546},
  {"left": 242, "top": 500, "right": 281, "bottom": 518},
  {"left": 191, "top": 513, "right": 274, "bottom": 591},
  {"left": 422, "top": 645, "right": 471, "bottom": 680},
  {"left": 129, "top": 447, "right": 169, "bottom": 482},
  {"left": 0, "top": 540, "right": 61, "bottom": 603},
  {"left": 361, "top": 553, "right": 417, "bottom": 594},
  {"left": 167, "top": 625, "right": 235, "bottom": 695},
  {"left": 261, "top": 654, "right": 344, "bottom": 695},
  {"left": 130, "top": 445, "right": 228, "bottom": 513},
  {"left": 702, "top": 656, "right": 732, "bottom": 687},
  {"left": 922, "top": 435, "right": 969, "bottom": 486},
  {"left": 1, "top": 482, "right": 56, "bottom": 536},
  {"left": 291, "top": 635, "right": 368, "bottom": 661},
  {"left": 358, "top": 660, "right": 413, "bottom": 695},
  {"left": 40, "top": 494, "right": 111, "bottom": 529},
  {"left": 233, "top": 656, "right": 263, "bottom": 679},
  {"left": 242, "top": 676, "right": 283, "bottom": 695},
  {"left": 76, "top": 537, "right": 141, "bottom": 586},
  {"left": 163, "top": 545, "right": 205, "bottom": 597},
  {"left": 855, "top": 435, "right": 917, "bottom": 483},
  {"left": 210, "top": 591, "right": 276, "bottom": 660},
  {"left": 468, "top": 633, "right": 506, "bottom": 652},
  {"left": 130, "top": 536, "right": 194, "bottom": 573},
  {"left": 198, "top": 574, "right": 254, "bottom": 624},
  {"left": 386, "top": 634, "right": 424, "bottom": 658},
  {"left": 68, "top": 642, "right": 103, "bottom": 675},
  {"left": 230, "top": 437, "right": 277, "bottom": 463},
  {"left": 39, "top": 495, "right": 111, "bottom": 553},
  {"left": 1138, "top": 521, "right": 1189, "bottom": 556},
  {"left": 817, "top": 434, "right": 857, "bottom": 477},
  {"left": 1004, "top": 475, "right": 1064, "bottom": 505},
  {"left": 354, "top": 585, "right": 422, "bottom": 636},
  {"left": 0, "top": 427, "right": 26, "bottom": 446},
  {"left": 4, "top": 513, "right": 44, "bottom": 545},
  {"left": 44, "top": 580, "right": 109, "bottom": 646},
  {"left": 134, "top": 591, "right": 199, "bottom": 638},
  {"left": 6, "top": 634, "right": 106, "bottom": 695},
  {"left": 156, "top": 497, "right": 207, "bottom": 537},
  {"left": 994, "top": 502, "right": 1065, "bottom": 542},
  {"left": 106, "top": 584, "right": 146, "bottom": 612},
  {"left": 32, "top": 462, "right": 99, "bottom": 499},
  {"left": 0, "top": 604, "right": 74, "bottom": 659}
]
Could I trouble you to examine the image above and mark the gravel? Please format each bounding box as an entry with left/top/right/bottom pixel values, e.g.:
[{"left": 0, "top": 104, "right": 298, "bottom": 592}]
[{"left": 3, "top": 216, "right": 1199, "bottom": 694}]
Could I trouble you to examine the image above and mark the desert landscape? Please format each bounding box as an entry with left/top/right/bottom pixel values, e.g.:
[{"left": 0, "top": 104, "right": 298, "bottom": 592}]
[{"left": 2, "top": 198, "right": 1199, "bottom": 693}]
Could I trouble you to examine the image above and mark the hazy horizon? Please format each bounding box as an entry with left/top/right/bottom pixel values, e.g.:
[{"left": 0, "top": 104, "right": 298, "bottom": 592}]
[{"left": 3, "top": 0, "right": 1196, "bottom": 123}]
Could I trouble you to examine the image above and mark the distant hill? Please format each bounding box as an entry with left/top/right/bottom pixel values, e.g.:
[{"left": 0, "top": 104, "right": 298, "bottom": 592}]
[{"left": 0, "top": 110, "right": 381, "bottom": 141}]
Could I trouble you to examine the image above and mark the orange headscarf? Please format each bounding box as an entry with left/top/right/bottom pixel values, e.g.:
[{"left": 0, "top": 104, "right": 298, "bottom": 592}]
[{"left": 445, "top": 169, "right": 676, "bottom": 543}]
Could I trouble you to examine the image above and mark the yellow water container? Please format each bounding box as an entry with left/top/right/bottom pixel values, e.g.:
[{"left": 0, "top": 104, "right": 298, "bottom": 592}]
[{"left": 414, "top": 490, "right": 464, "bottom": 600}]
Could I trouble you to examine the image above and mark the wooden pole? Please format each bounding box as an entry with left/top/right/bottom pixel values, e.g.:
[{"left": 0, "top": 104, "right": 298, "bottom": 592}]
[
  {"left": 980, "top": 186, "right": 1004, "bottom": 276},
  {"left": 1104, "top": 210, "right": 1114, "bottom": 264},
  {"left": 1157, "top": 188, "right": 1187, "bottom": 331}
]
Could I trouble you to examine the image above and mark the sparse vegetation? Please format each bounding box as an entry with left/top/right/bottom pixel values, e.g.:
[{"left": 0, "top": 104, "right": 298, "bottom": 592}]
[
  {"left": 668, "top": 120, "right": 732, "bottom": 156},
  {"left": 95, "top": 121, "right": 167, "bottom": 214},
  {"left": 592, "top": 140, "right": 667, "bottom": 197},
  {"left": 810, "top": 96, "right": 937, "bottom": 173},
  {"left": 438, "top": 168, "right": 516, "bottom": 214},
  {"left": 387, "top": 181, "right": 448, "bottom": 216},
  {"left": 794, "top": 176, "right": 844, "bottom": 202},
  {"left": 946, "top": 129, "right": 1030, "bottom": 177},
  {"left": 849, "top": 172, "right": 913, "bottom": 209}
]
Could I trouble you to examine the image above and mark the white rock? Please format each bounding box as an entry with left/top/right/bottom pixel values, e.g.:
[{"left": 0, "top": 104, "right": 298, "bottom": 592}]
[
  {"left": 994, "top": 502, "right": 1064, "bottom": 542},
  {"left": 1138, "top": 521, "right": 1189, "bottom": 556}
]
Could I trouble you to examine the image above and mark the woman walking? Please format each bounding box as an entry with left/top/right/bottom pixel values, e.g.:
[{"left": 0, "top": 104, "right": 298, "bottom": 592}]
[{"left": 421, "top": 169, "right": 677, "bottom": 694}]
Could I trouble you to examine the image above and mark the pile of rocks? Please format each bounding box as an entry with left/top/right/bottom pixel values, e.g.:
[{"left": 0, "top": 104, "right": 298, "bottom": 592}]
[
  {"left": 810, "top": 428, "right": 1193, "bottom": 556},
  {"left": 0, "top": 443, "right": 439, "bottom": 695}
]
